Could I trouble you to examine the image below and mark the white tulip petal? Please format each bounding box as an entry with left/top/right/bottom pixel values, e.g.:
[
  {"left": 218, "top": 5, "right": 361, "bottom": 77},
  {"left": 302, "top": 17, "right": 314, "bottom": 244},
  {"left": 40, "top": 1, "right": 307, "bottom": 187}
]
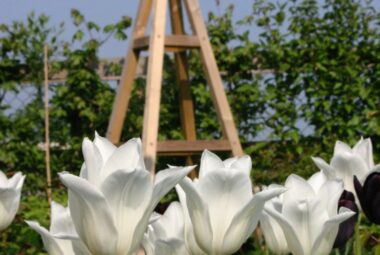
[
  {"left": 230, "top": 155, "right": 252, "bottom": 176},
  {"left": 71, "top": 239, "right": 92, "bottom": 255},
  {"left": 176, "top": 185, "right": 207, "bottom": 255},
  {"left": 0, "top": 171, "right": 7, "bottom": 186},
  {"left": 101, "top": 169, "right": 153, "bottom": 254},
  {"left": 155, "top": 239, "right": 188, "bottom": 255},
  {"left": 331, "top": 154, "right": 368, "bottom": 191},
  {"left": 353, "top": 138, "right": 374, "bottom": 169},
  {"left": 79, "top": 163, "right": 87, "bottom": 179},
  {"left": 101, "top": 138, "right": 143, "bottom": 179},
  {"left": 260, "top": 209, "right": 289, "bottom": 254},
  {"left": 0, "top": 188, "right": 20, "bottom": 231},
  {"left": 151, "top": 166, "right": 194, "bottom": 209},
  {"left": 307, "top": 171, "right": 327, "bottom": 192},
  {"left": 26, "top": 220, "right": 73, "bottom": 255},
  {"left": 59, "top": 173, "right": 118, "bottom": 254},
  {"left": 152, "top": 202, "right": 184, "bottom": 239},
  {"left": 199, "top": 150, "right": 224, "bottom": 178},
  {"left": 311, "top": 157, "right": 336, "bottom": 179},
  {"left": 316, "top": 180, "right": 343, "bottom": 216},
  {"left": 196, "top": 170, "right": 253, "bottom": 250},
  {"left": 179, "top": 177, "right": 213, "bottom": 254},
  {"left": 223, "top": 187, "right": 286, "bottom": 253},
  {"left": 312, "top": 207, "right": 355, "bottom": 254},
  {"left": 283, "top": 174, "right": 315, "bottom": 209},
  {"left": 266, "top": 204, "right": 305, "bottom": 255},
  {"left": 49, "top": 201, "right": 76, "bottom": 236},
  {"left": 82, "top": 138, "right": 103, "bottom": 186},
  {"left": 334, "top": 141, "right": 352, "bottom": 155},
  {"left": 94, "top": 132, "right": 117, "bottom": 162},
  {"left": 222, "top": 157, "right": 237, "bottom": 168}
]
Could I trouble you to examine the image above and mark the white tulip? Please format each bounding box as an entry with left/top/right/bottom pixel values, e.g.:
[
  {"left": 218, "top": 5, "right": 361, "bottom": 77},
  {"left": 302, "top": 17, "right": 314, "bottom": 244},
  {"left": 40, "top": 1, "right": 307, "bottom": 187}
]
[
  {"left": 0, "top": 171, "right": 25, "bottom": 231},
  {"left": 312, "top": 137, "right": 378, "bottom": 195},
  {"left": 143, "top": 201, "right": 189, "bottom": 255},
  {"left": 177, "top": 150, "right": 286, "bottom": 255},
  {"left": 266, "top": 172, "right": 355, "bottom": 255},
  {"left": 59, "top": 134, "right": 194, "bottom": 255},
  {"left": 26, "top": 201, "right": 90, "bottom": 255},
  {"left": 259, "top": 185, "right": 289, "bottom": 255}
]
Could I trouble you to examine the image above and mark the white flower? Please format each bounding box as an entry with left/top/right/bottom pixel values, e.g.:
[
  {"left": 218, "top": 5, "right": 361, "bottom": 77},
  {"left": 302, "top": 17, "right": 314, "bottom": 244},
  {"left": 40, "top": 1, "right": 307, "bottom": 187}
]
[
  {"left": 177, "top": 150, "right": 286, "bottom": 255},
  {"left": 312, "top": 138, "right": 378, "bottom": 194},
  {"left": 266, "top": 172, "right": 355, "bottom": 255},
  {"left": 143, "top": 202, "right": 189, "bottom": 255},
  {"left": 0, "top": 171, "right": 25, "bottom": 231},
  {"left": 59, "top": 134, "right": 194, "bottom": 255},
  {"left": 26, "top": 201, "right": 90, "bottom": 255},
  {"left": 260, "top": 185, "right": 289, "bottom": 255}
]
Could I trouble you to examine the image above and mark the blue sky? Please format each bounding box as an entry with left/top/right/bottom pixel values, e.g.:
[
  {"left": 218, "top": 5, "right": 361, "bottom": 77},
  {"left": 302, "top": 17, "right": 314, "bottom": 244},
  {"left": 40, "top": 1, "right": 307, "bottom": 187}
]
[
  {"left": 0, "top": 0, "right": 251, "bottom": 58},
  {"left": 1, "top": 1, "right": 379, "bottom": 58}
]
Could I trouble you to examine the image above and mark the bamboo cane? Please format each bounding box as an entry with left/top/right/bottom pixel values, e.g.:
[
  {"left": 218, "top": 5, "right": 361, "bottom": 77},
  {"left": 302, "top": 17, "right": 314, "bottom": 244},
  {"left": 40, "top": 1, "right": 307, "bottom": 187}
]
[{"left": 44, "top": 44, "right": 52, "bottom": 205}]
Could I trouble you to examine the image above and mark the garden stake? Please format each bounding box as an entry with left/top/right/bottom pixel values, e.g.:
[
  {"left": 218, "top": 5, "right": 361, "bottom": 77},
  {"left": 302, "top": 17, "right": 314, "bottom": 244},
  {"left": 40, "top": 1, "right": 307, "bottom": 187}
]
[{"left": 44, "top": 44, "right": 52, "bottom": 205}]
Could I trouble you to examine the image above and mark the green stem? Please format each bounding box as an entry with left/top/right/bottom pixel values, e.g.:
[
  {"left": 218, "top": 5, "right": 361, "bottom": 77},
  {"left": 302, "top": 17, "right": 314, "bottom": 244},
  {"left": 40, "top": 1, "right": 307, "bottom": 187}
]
[{"left": 354, "top": 214, "right": 362, "bottom": 255}]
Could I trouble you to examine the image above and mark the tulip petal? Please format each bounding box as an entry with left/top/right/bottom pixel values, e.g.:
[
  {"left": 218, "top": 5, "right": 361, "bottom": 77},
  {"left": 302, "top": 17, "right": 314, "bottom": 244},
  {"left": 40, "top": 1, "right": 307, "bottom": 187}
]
[
  {"left": 94, "top": 132, "right": 116, "bottom": 162},
  {"left": 101, "top": 169, "right": 153, "bottom": 254},
  {"left": 196, "top": 170, "right": 253, "bottom": 250},
  {"left": 353, "top": 138, "right": 374, "bottom": 169},
  {"left": 230, "top": 155, "right": 252, "bottom": 176},
  {"left": 152, "top": 202, "right": 184, "bottom": 239},
  {"left": 334, "top": 141, "right": 352, "bottom": 155},
  {"left": 331, "top": 154, "right": 368, "bottom": 191},
  {"left": 283, "top": 174, "right": 315, "bottom": 208},
  {"left": 223, "top": 187, "right": 286, "bottom": 253},
  {"left": 101, "top": 138, "right": 144, "bottom": 179},
  {"left": 260, "top": 209, "right": 289, "bottom": 254},
  {"left": 307, "top": 171, "right": 327, "bottom": 192},
  {"left": 0, "top": 171, "right": 7, "bottom": 186},
  {"left": 312, "top": 207, "right": 355, "bottom": 254},
  {"left": 199, "top": 150, "right": 224, "bottom": 178},
  {"left": 82, "top": 138, "right": 103, "bottom": 185},
  {"left": 266, "top": 200, "right": 306, "bottom": 255},
  {"left": 311, "top": 157, "right": 336, "bottom": 179},
  {"left": 358, "top": 168, "right": 380, "bottom": 223},
  {"left": 176, "top": 185, "right": 207, "bottom": 255},
  {"left": 49, "top": 201, "right": 76, "bottom": 236},
  {"left": 151, "top": 166, "right": 194, "bottom": 209},
  {"left": 155, "top": 239, "right": 188, "bottom": 255},
  {"left": 179, "top": 177, "right": 213, "bottom": 254},
  {"left": 26, "top": 220, "right": 74, "bottom": 255},
  {"left": 59, "top": 173, "right": 118, "bottom": 254},
  {"left": 0, "top": 188, "right": 20, "bottom": 231}
]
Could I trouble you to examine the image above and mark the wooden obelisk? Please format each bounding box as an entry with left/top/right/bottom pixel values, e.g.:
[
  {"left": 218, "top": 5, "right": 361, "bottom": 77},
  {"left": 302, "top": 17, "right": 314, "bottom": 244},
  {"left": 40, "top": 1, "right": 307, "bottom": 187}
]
[{"left": 107, "top": 0, "right": 243, "bottom": 173}]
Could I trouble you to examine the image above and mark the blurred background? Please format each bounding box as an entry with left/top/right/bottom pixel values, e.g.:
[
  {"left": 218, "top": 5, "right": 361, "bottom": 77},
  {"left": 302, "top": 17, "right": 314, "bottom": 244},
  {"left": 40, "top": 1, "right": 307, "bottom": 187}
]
[{"left": 0, "top": 0, "right": 379, "bottom": 253}]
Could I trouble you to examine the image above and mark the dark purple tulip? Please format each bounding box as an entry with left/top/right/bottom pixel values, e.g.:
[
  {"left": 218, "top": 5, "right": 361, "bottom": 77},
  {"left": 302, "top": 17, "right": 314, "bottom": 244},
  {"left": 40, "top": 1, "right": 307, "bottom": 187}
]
[
  {"left": 354, "top": 173, "right": 380, "bottom": 224},
  {"left": 333, "top": 190, "right": 359, "bottom": 248}
]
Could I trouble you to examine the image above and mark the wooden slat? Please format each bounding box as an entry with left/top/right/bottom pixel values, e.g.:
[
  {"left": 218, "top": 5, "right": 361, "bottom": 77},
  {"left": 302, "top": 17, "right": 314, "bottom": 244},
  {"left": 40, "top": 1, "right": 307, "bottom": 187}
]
[
  {"left": 106, "top": 0, "right": 152, "bottom": 144},
  {"left": 184, "top": 0, "right": 244, "bottom": 156},
  {"left": 142, "top": 0, "right": 168, "bottom": 174},
  {"left": 133, "top": 35, "right": 200, "bottom": 51},
  {"left": 170, "top": 0, "right": 197, "bottom": 177},
  {"left": 157, "top": 140, "right": 231, "bottom": 154}
]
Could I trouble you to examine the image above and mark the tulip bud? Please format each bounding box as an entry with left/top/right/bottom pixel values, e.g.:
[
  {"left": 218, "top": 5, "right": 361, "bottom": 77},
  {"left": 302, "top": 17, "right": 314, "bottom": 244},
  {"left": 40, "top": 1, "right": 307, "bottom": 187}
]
[
  {"left": 333, "top": 190, "right": 358, "bottom": 248},
  {"left": 354, "top": 171, "right": 380, "bottom": 224}
]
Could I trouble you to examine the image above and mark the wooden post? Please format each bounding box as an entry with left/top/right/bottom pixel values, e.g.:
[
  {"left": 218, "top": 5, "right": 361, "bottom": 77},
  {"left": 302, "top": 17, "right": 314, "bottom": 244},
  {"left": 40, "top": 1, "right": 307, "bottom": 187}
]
[
  {"left": 169, "top": 0, "right": 197, "bottom": 178},
  {"left": 142, "top": 0, "right": 168, "bottom": 174},
  {"left": 44, "top": 44, "right": 52, "bottom": 205},
  {"left": 184, "top": 0, "right": 243, "bottom": 156},
  {"left": 107, "top": 0, "right": 152, "bottom": 144}
]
